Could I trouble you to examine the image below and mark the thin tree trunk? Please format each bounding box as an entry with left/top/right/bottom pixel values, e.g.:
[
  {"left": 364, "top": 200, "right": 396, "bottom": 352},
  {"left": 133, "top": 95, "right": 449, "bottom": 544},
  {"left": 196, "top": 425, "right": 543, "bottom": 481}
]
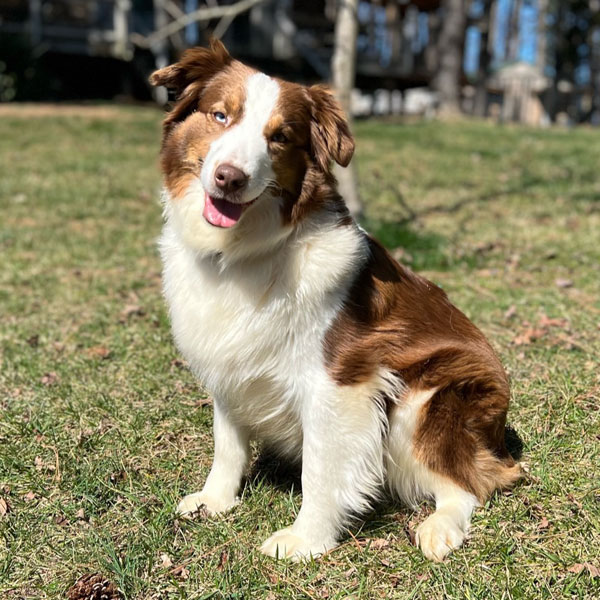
[
  {"left": 507, "top": 0, "right": 522, "bottom": 62},
  {"left": 433, "top": 0, "right": 467, "bottom": 116},
  {"left": 474, "top": 0, "right": 493, "bottom": 117},
  {"left": 331, "top": 0, "right": 362, "bottom": 217}
]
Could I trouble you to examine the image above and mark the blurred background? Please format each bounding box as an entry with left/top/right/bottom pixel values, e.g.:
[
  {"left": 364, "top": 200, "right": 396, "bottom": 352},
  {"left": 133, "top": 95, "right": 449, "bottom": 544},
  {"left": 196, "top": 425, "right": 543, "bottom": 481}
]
[{"left": 1, "top": 0, "right": 600, "bottom": 127}]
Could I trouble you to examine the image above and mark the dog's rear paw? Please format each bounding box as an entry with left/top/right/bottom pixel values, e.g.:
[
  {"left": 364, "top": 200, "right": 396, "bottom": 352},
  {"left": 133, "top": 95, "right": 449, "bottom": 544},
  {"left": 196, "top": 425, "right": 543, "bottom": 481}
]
[
  {"left": 176, "top": 491, "right": 237, "bottom": 518},
  {"left": 260, "top": 527, "right": 336, "bottom": 561},
  {"left": 415, "top": 512, "right": 466, "bottom": 562}
]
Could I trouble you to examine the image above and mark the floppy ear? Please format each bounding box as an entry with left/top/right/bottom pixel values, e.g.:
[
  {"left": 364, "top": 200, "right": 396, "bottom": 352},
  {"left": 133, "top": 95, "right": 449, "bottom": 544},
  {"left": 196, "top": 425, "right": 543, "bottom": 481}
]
[
  {"left": 150, "top": 39, "right": 232, "bottom": 133},
  {"left": 149, "top": 38, "right": 231, "bottom": 95},
  {"left": 307, "top": 85, "right": 355, "bottom": 171}
]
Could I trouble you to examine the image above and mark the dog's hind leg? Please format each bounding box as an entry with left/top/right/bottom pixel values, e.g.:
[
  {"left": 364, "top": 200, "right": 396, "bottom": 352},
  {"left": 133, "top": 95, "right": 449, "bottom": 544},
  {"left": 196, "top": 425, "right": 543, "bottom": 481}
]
[
  {"left": 177, "top": 398, "right": 250, "bottom": 517},
  {"left": 386, "top": 387, "right": 478, "bottom": 561}
]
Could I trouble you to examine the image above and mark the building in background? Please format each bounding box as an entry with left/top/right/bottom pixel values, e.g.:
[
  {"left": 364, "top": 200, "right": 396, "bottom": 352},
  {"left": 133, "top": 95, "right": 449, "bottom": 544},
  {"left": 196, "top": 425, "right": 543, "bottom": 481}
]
[{"left": 0, "top": 0, "right": 598, "bottom": 125}]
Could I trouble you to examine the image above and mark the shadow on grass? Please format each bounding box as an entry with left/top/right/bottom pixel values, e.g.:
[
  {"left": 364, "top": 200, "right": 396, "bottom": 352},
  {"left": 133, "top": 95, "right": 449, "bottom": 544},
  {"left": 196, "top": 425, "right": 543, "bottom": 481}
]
[
  {"left": 247, "top": 450, "right": 302, "bottom": 494},
  {"left": 505, "top": 424, "right": 524, "bottom": 461},
  {"left": 363, "top": 219, "right": 455, "bottom": 271}
]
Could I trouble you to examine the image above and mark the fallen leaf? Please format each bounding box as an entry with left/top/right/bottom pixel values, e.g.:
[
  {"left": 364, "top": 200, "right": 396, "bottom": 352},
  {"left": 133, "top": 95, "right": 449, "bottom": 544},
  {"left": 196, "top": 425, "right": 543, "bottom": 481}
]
[
  {"left": 170, "top": 564, "right": 189, "bottom": 580},
  {"left": 75, "top": 508, "right": 86, "bottom": 520},
  {"left": 555, "top": 278, "right": 573, "bottom": 289},
  {"left": 216, "top": 550, "right": 228, "bottom": 572},
  {"left": 538, "top": 314, "right": 568, "bottom": 329},
  {"left": 380, "top": 558, "right": 392, "bottom": 567},
  {"left": 369, "top": 538, "right": 391, "bottom": 551},
  {"left": 170, "top": 358, "right": 188, "bottom": 370},
  {"left": 23, "top": 491, "right": 36, "bottom": 502},
  {"left": 538, "top": 516, "right": 549, "bottom": 529},
  {"left": 86, "top": 346, "right": 112, "bottom": 359},
  {"left": 26, "top": 334, "right": 39, "bottom": 347},
  {"left": 119, "top": 304, "right": 145, "bottom": 323},
  {"left": 0, "top": 498, "right": 9, "bottom": 517},
  {"left": 567, "top": 563, "right": 600, "bottom": 577},
  {"left": 513, "top": 328, "right": 546, "bottom": 346},
  {"left": 41, "top": 372, "right": 59, "bottom": 386},
  {"left": 160, "top": 553, "right": 173, "bottom": 568},
  {"left": 34, "top": 456, "right": 44, "bottom": 470},
  {"left": 54, "top": 514, "right": 68, "bottom": 527}
]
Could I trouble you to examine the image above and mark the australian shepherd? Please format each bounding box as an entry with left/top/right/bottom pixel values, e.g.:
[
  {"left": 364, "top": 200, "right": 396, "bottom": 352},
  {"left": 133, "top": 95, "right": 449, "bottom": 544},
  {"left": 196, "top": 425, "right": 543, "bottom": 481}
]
[{"left": 150, "top": 40, "right": 520, "bottom": 562}]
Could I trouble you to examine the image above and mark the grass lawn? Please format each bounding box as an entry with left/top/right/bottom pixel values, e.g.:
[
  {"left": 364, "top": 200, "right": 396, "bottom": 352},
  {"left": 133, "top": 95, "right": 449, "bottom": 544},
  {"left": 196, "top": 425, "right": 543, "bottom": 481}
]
[{"left": 1, "top": 104, "right": 599, "bottom": 599}]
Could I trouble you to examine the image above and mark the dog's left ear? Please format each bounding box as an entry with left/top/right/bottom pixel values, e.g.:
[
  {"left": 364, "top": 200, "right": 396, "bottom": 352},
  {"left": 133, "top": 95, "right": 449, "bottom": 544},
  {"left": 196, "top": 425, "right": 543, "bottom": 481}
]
[
  {"left": 149, "top": 38, "right": 231, "bottom": 97},
  {"left": 150, "top": 39, "right": 232, "bottom": 135},
  {"left": 307, "top": 85, "right": 355, "bottom": 171}
]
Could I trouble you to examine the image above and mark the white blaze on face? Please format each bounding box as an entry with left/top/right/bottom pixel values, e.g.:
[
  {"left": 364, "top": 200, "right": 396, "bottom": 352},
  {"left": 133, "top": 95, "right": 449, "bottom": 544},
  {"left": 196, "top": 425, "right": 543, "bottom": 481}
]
[{"left": 201, "top": 73, "right": 281, "bottom": 204}]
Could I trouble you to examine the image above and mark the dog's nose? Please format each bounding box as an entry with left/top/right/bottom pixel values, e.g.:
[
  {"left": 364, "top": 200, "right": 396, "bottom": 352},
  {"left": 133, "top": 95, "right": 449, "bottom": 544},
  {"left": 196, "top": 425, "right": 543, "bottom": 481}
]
[{"left": 214, "top": 164, "right": 249, "bottom": 194}]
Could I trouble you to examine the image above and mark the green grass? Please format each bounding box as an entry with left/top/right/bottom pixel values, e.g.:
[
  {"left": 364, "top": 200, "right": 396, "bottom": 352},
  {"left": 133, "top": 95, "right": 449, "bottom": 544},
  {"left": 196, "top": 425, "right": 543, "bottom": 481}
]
[{"left": 1, "top": 106, "right": 599, "bottom": 599}]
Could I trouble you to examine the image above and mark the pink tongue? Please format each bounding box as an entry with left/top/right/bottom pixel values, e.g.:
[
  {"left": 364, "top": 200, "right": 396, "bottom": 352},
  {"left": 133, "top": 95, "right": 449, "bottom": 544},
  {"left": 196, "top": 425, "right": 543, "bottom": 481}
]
[{"left": 203, "top": 194, "right": 244, "bottom": 228}]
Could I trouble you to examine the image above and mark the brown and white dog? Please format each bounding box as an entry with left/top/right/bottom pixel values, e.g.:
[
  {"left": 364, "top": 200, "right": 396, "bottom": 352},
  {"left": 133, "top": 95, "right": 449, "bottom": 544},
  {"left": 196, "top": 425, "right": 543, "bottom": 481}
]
[{"left": 151, "top": 40, "right": 520, "bottom": 562}]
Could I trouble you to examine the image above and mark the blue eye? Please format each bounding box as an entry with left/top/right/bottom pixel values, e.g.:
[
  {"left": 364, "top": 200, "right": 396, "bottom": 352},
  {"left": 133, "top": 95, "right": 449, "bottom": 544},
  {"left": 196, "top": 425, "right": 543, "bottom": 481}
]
[{"left": 213, "top": 111, "right": 227, "bottom": 124}]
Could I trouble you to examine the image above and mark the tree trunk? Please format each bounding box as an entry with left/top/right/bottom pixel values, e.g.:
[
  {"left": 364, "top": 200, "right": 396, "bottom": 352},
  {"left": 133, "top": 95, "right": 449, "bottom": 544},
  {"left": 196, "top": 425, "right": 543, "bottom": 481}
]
[
  {"left": 507, "top": 0, "right": 522, "bottom": 63},
  {"left": 474, "top": 0, "right": 493, "bottom": 117},
  {"left": 433, "top": 0, "right": 467, "bottom": 116},
  {"left": 331, "top": 0, "right": 362, "bottom": 217}
]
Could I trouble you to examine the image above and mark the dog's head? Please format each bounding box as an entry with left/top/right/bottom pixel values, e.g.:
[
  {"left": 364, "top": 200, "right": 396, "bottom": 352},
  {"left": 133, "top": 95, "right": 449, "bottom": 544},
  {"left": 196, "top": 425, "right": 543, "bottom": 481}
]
[{"left": 151, "top": 40, "right": 354, "bottom": 258}]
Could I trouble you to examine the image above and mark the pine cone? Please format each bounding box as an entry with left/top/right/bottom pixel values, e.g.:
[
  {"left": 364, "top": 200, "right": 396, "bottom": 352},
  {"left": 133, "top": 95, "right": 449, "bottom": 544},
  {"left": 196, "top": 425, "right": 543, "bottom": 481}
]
[{"left": 67, "top": 573, "right": 122, "bottom": 600}]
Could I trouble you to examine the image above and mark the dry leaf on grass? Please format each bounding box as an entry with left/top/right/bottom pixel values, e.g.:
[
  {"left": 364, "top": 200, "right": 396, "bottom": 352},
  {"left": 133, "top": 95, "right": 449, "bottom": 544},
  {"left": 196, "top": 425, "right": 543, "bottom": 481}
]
[
  {"left": 169, "top": 564, "right": 189, "bottom": 580},
  {"left": 119, "top": 304, "right": 145, "bottom": 323},
  {"left": 0, "top": 497, "right": 9, "bottom": 517},
  {"left": 216, "top": 550, "right": 229, "bottom": 572},
  {"left": 86, "top": 346, "right": 112, "bottom": 359},
  {"left": 26, "top": 334, "right": 39, "bottom": 347},
  {"left": 41, "top": 372, "right": 59, "bottom": 386},
  {"left": 369, "top": 538, "right": 391, "bottom": 551},
  {"left": 567, "top": 563, "right": 600, "bottom": 577},
  {"left": 555, "top": 278, "right": 574, "bottom": 289},
  {"left": 160, "top": 553, "right": 173, "bottom": 568}
]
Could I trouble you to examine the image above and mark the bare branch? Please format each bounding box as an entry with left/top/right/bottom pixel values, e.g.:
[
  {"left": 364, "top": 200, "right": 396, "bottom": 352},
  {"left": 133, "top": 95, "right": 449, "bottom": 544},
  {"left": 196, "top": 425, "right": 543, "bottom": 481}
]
[{"left": 132, "top": 0, "right": 268, "bottom": 49}]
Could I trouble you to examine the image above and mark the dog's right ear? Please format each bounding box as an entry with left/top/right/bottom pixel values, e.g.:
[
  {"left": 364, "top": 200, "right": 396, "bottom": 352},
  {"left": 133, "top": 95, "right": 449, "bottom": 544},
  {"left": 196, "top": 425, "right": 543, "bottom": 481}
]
[
  {"left": 150, "top": 38, "right": 231, "bottom": 97},
  {"left": 150, "top": 39, "right": 232, "bottom": 134}
]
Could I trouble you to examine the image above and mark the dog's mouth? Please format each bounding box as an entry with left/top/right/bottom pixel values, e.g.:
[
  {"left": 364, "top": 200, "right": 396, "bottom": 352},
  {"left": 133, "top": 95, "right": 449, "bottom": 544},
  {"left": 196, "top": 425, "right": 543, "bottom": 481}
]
[{"left": 203, "top": 193, "right": 256, "bottom": 228}]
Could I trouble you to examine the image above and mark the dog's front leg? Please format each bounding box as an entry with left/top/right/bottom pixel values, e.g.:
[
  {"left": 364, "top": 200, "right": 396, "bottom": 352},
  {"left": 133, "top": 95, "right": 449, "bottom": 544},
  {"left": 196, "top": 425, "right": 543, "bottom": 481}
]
[
  {"left": 260, "top": 385, "right": 385, "bottom": 560},
  {"left": 177, "top": 399, "right": 249, "bottom": 517}
]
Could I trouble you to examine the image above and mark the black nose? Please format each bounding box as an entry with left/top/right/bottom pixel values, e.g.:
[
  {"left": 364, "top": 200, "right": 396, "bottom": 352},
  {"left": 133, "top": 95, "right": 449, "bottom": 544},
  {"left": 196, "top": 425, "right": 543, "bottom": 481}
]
[{"left": 214, "top": 163, "right": 249, "bottom": 194}]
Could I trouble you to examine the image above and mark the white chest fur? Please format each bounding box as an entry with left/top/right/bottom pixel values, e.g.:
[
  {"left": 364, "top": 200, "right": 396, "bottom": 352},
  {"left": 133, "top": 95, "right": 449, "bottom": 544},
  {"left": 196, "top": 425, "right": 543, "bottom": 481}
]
[{"left": 159, "top": 211, "right": 366, "bottom": 450}]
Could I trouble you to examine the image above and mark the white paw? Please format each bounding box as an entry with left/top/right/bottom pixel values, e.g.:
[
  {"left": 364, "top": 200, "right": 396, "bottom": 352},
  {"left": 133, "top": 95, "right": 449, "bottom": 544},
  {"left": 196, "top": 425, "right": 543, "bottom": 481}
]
[
  {"left": 176, "top": 491, "right": 237, "bottom": 518},
  {"left": 415, "top": 512, "right": 466, "bottom": 562},
  {"left": 260, "top": 527, "right": 336, "bottom": 562}
]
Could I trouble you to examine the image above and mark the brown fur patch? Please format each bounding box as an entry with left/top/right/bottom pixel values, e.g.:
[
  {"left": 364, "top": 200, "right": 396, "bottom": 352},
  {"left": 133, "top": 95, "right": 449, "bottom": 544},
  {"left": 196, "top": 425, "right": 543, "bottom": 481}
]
[{"left": 324, "top": 237, "right": 520, "bottom": 501}]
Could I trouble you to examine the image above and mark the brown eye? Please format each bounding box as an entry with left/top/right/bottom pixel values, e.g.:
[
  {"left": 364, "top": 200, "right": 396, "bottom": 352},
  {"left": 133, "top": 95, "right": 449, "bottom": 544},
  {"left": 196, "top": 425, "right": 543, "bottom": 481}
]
[
  {"left": 213, "top": 111, "right": 227, "bottom": 124},
  {"left": 270, "top": 132, "right": 288, "bottom": 144}
]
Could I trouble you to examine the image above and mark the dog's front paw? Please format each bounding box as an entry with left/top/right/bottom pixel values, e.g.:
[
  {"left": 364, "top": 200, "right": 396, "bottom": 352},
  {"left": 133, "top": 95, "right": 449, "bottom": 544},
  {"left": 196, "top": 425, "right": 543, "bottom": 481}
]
[
  {"left": 176, "top": 491, "right": 238, "bottom": 518},
  {"left": 260, "top": 528, "right": 336, "bottom": 561},
  {"left": 415, "top": 512, "right": 466, "bottom": 562}
]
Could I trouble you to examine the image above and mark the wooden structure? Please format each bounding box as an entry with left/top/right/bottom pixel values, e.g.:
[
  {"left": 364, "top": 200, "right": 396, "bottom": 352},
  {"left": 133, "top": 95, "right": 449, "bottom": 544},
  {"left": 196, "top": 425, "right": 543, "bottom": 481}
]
[
  {"left": 488, "top": 62, "right": 550, "bottom": 125},
  {"left": 0, "top": 0, "right": 443, "bottom": 94}
]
